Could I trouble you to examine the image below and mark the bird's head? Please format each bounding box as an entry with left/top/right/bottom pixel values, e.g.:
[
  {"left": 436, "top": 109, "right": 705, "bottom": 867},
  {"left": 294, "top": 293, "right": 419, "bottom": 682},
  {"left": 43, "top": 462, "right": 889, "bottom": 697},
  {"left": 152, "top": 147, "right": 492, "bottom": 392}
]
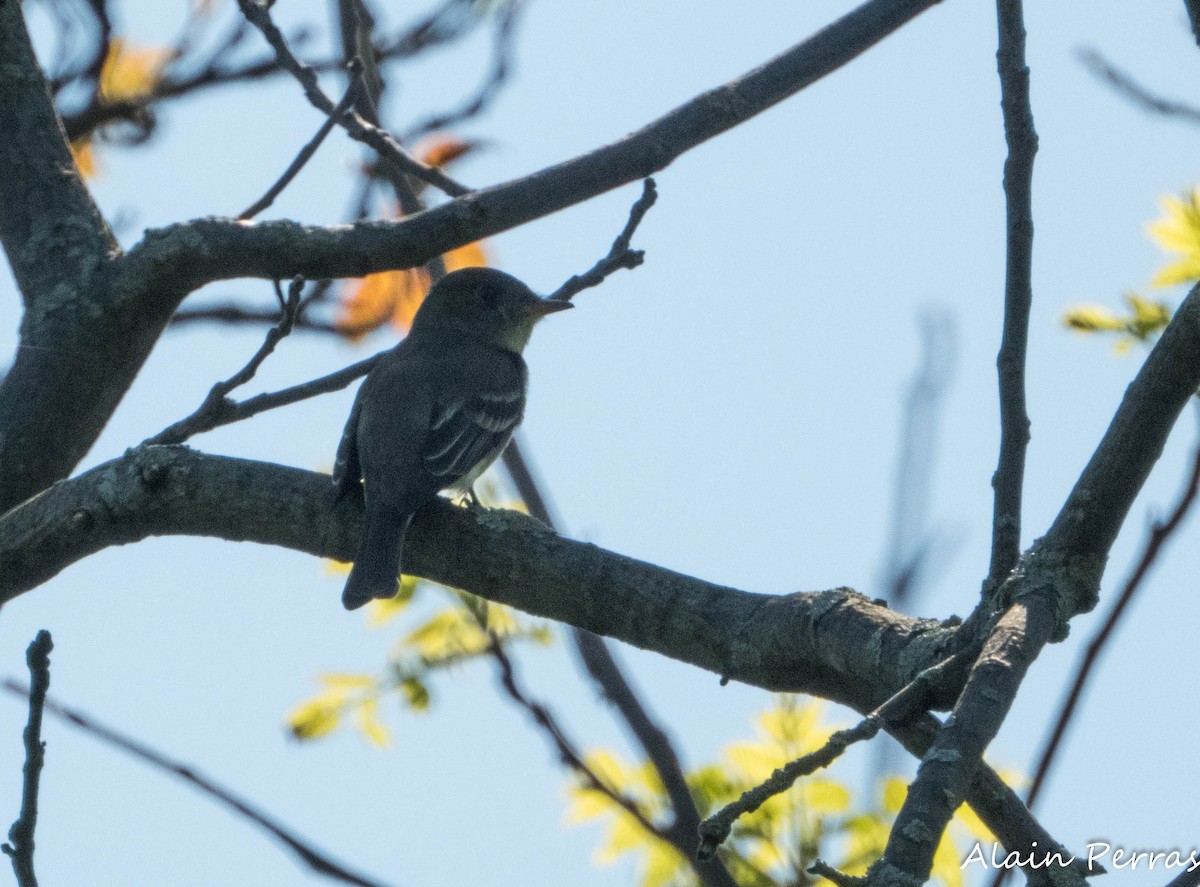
[{"left": 412, "top": 267, "right": 573, "bottom": 353}]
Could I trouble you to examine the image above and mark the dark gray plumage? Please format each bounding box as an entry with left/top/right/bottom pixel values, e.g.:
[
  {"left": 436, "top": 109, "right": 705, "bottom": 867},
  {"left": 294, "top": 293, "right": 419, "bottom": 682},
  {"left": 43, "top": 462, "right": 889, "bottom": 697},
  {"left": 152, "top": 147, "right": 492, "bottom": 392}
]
[{"left": 334, "top": 267, "right": 572, "bottom": 610}]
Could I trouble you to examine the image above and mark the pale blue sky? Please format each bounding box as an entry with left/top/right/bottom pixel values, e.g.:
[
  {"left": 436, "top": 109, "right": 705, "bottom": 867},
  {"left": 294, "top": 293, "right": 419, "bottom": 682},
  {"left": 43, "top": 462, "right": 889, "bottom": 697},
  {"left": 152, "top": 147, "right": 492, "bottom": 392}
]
[{"left": 3, "top": 1, "right": 1199, "bottom": 885}]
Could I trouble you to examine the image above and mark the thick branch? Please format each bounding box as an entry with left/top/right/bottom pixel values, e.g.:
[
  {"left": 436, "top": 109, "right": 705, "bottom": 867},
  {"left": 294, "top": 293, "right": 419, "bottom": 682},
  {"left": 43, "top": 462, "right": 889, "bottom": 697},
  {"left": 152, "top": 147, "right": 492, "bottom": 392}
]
[
  {"left": 0, "top": 445, "right": 1090, "bottom": 875},
  {"left": 0, "top": 2, "right": 115, "bottom": 302},
  {"left": 0, "top": 446, "right": 949, "bottom": 703},
  {"left": 1, "top": 0, "right": 945, "bottom": 514},
  {"left": 881, "top": 274, "right": 1200, "bottom": 883},
  {"left": 0, "top": 1, "right": 125, "bottom": 510},
  {"left": 119, "top": 0, "right": 947, "bottom": 292},
  {"left": 1025, "top": 427, "right": 1200, "bottom": 807}
]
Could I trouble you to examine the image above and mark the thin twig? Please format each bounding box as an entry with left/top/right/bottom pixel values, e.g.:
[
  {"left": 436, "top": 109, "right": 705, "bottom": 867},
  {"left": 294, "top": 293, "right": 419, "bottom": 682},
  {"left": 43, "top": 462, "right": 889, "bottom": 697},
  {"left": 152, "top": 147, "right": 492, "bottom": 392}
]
[
  {"left": 59, "top": 0, "right": 493, "bottom": 141},
  {"left": 808, "top": 860, "right": 868, "bottom": 887},
  {"left": 336, "top": 4, "right": 446, "bottom": 280},
  {"left": 1079, "top": 49, "right": 1200, "bottom": 126},
  {"left": 485, "top": 634, "right": 666, "bottom": 842},
  {"left": 0, "top": 681, "right": 394, "bottom": 887},
  {"left": 548, "top": 179, "right": 658, "bottom": 302},
  {"left": 146, "top": 278, "right": 305, "bottom": 445},
  {"left": 235, "top": 0, "right": 470, "bottom": 198},
  {"left": 171, "top": 304, "right": 339, "bottom": 333},
  {"left": 238, "top": 62, "right": 365, "bottom": 220},
  {"left": 501, "top": 181, "right": 736, "bottom": 886},
  {"left": 697, "top": 642, "right": 980, "bottom": 860},
  {"left": 987, "top": 0, "right": 1038, "bottom": 588},
  {"left": 403, "top": 0, "right": 525, "bottom": 141},
  {"left": 1, "top": 631, "right": 53, "bottom": 887},
  {"left": 1025, "top": 432, "right": 1200, "bottom": 808}
]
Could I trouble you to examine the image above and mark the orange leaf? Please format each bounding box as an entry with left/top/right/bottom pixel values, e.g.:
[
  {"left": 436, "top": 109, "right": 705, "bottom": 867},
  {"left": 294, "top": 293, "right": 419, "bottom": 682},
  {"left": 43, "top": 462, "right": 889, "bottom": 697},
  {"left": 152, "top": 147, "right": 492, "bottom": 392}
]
[
  {"left": 415, "top": 134, "right": 477, "bottom": 168},
  {"left": 71, "top": 139, "right": 97, "bottom": 179},
  {"left": 99, "top": 38, "right": 173, "bottom": 101},
  {"left": 334, "top": 243, "right": 491, "bottom": 341}
]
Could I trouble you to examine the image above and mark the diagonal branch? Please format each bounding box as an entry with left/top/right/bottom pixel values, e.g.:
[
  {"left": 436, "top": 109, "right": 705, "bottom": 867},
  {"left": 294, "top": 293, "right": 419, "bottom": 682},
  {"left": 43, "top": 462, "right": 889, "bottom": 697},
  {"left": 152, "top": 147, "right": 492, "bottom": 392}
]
[
  {"left": 1025, "top": 424, "right": 1200, "bottom": 808},
  {"left": 145, "top": 278, "right": 305, "bottom": 446},
  {"left": 234, "top": 0, "right": 469, "bottom": 198},
  {"left": 698, "top": 642, "right": 981, "bottom": 861},
  {"left": 238, "top": 64, "right": 365, "bottom": 220},
  {"left": 0, "top": 0, "right": 948, "bottom": 509},
  {"left": 0, "top": 681, "right": 396, "bottom": 887},
  {"left": 1079, "top": 48, "right": 1200, "bottom": 126},
  {"left": 548, "top": 179, "right": 658, "bottom": 302},
  {"left": 879, "top": 275, "right": 1200, "bottom": 883},
  {"left": 0, "top": 446, "right": 1097, "bottom": 878},
  {"left": 486, "top": 635, "right": 667, "bottom": 842},
  {"left": 403, "top": 0, "right": 526, "bottom": 141},
  {"left": 120, "top": 0, "right": 950, "bottom": 292}
]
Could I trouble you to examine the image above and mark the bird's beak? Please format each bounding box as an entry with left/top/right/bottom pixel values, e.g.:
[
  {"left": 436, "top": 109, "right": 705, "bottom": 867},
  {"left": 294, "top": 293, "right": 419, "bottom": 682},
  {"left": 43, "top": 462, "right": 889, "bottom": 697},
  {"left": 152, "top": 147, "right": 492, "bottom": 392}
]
[{"left": 527, "top": 298, "right": 574, "bottom": 318}]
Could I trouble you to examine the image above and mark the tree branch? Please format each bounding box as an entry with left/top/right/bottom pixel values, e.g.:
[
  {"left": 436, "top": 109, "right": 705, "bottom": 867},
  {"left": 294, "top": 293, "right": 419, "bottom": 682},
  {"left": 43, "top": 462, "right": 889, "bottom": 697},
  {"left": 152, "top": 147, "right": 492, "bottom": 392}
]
[
  {"left": 0, "top": 681, "right": 395, "bottom": 887},
  {"left": 547, "top": 178, "right": 658, "bottom": 302},
  {"left": 486, "top": 636, "right": 667, "bottom": 842},
  {"left": 698, "top": 642, "right": 981, "bottom": 861},
  {"left": 234, "top": 0, "right": 470, "bottom": 199},
  {"left": 1079, "top": 48, "right": 1200, "bottom": 126},
  {"left": 0, "top": 0, "right": 125, "bottom": 509},
  {"left": 1025, "top": 425, "right": 1200, "bottom": 808},
  {"left": 0, "top": 2, "right": 115, "bottom": 302},
  {"left": 879, "top": 270, "right": 1200, "bottom": 885},
  {"left": 0, "top": 0, "right": 947, "bottom": 513},
  {"left": 1, "top": 631, "right": 53, "bottom": 887},
  {"left": 987, "top": 0, "right": 1038, "bottom": 587},
  {"left": 402, "top": 0, "right": 526, "bottom": 141},
  {"left": 0, "top": 446, "right": 1100, "bottom": 877},
  {"left": 238, "top": 64, "right": 364, "bottom": 220},
  {"left": 1185, "top": 0, "right": 1200, "bottom": 50},
  {"left": 119, "top": 0, "right": 949, "bottom": 292}
]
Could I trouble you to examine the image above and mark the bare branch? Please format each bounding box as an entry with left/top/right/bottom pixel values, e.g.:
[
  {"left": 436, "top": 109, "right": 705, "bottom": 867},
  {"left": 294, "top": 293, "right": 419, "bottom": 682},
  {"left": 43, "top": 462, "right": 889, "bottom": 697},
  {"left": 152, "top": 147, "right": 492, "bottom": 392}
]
[
  {"left": 238, "top": 63, "right": 365, "bottom": 220},
  {"left": 879, "top": 273, "right": 1200, "bottom": 885},
  {"left": 1026, "top": 425, "right": 1200, "bottom": 807},
  {"left": 234, "top": 0, "right": 470, "bottom": 198},
  {"left": 170, "top": 304, "right": 340, "bottom": 333},
  {"left": 0, "top": 2, "right": 116, "bottom": 303},
  {"left": 146, "top": 278, "right": 306, "bottom": 446},
  {"left": 121, "top": 0, "right": 950, "bottom": 289},
  {"left": 548, "top": 178, "right": 658, "bottom": 302},
  {"left": 697, "top": 642, "right": 981, "bottom": 860},
  {"left": 1079, "top": 49, "right": 1200, "bottom": 126},
  {"left": 403, "top": 0, "right": 526, "bottom": 141},
  {"left": 58, "top": 0, "right": 496, "bottom": 141},
  {"left": 487, "top": 635, "right": 667, "bottom": 841},
  {"left": 1, "top": 631, "right": 53, "bottom": 887},
  {"left": 988, "top": 0, "right": 1038, "bottom": 588},
  {"left": 0, "top": 681, "right": 395, "bottom": 887},
  {"left": 810, "top": 860, "right": 868, "bottom": 887},
  {"left": 0, "top": 446, "right": 1085, "bottom": 875}
]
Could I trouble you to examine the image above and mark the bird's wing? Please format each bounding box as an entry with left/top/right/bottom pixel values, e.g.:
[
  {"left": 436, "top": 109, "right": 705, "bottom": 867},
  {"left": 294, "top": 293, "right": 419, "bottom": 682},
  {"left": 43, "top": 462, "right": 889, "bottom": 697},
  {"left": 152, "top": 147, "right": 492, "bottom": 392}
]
[
  {"left": 331, "top": 384, "right": 364, "bottom": 501},
  {"left": 425, "top": 361, "right": 526, "bottom": 484}
]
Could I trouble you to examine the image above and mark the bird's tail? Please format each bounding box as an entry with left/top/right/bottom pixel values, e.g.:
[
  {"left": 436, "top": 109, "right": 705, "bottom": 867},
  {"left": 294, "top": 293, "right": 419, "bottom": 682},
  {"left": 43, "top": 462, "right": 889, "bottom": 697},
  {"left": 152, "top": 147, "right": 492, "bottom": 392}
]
[{"left": 342, "top": 509, "right": 412, "bottom": 610}]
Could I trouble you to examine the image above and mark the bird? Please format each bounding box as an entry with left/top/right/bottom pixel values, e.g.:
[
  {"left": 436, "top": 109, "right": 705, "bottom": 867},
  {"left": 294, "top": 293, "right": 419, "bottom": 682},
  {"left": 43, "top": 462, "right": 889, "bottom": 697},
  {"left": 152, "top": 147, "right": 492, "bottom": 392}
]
[{"left": 333, "top": 267, "right": 573, "bottom": 610}]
